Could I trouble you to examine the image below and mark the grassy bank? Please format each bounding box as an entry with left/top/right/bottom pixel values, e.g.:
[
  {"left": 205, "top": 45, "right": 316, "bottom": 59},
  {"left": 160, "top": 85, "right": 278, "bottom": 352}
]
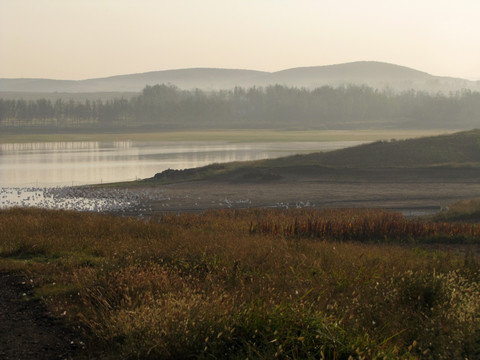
[
  {"left": 142, "top": 129, "right": 480, "bottom": 186},
  {"left": 0, "top": 129, "right": 452, "bottom": 144},
  {"left": 0, "top": 208, "right": 479, "bottom": 359}
]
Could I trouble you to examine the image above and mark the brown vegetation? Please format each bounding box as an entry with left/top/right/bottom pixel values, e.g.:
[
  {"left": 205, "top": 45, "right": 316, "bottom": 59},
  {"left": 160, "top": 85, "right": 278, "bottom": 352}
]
[
  {"left": 0, "top": 208, "right": 479, "bottom": 359},
  {"left": 251, "top": 208, "right": 480, "bottom": 243}
]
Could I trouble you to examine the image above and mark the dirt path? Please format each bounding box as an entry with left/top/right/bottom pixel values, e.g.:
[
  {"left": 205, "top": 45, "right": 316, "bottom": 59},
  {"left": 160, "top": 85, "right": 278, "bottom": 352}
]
[{"left": 0, "top": 273, "right": 82, "bottom": 359}]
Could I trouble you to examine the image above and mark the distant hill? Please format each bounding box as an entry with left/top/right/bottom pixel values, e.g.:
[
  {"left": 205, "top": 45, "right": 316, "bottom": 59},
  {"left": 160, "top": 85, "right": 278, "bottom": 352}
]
[
  {"left": 1, "top": 62, "right": 478, "bottom": 94},
  {"left": 0, "top": 69, "right": 267, "bottom": 93},
  {"left": 0, "top": 91, "right": 139, "bottom": 102},
  {"left": 263, "top": 62, "right": 434, "bottom": 89}
]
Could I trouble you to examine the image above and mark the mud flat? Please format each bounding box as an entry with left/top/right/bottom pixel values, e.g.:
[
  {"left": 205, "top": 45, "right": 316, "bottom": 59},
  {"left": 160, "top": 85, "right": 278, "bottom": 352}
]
[
  {"left": 116, "top": 166, "right": 480, "bottom": 217},
  {"left": 2, "top": 166, "right": 480, "bottom": 219},
  {"left": 139, "top": 182, "right": 476, "bottom": 214}
]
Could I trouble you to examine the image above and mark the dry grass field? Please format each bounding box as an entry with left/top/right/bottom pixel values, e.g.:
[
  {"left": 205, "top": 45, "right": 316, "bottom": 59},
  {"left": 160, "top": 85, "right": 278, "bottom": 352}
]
[{"left": 0, "top": 207, "right": 479, "bottom": 359}]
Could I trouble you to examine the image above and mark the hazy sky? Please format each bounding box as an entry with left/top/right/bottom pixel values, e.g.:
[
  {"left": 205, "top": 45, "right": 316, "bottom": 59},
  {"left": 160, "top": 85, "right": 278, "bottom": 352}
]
[{"left": 1, "top": 0, "right": 479, "bottom": 80}]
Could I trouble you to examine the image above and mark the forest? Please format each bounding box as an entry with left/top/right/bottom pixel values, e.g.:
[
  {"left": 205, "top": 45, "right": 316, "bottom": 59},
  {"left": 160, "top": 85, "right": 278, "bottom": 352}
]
[{"left": 1, "top": 84, "right": 479, "bottom": 131}]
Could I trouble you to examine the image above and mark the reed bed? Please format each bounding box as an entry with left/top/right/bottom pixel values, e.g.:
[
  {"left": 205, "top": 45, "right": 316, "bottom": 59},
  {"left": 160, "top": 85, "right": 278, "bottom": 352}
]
[
  {"left": 0, "top": 207, "right": 479, "bottom": 359},
  {"left": 249, "top": 208, "right": 480, "bottom": 243}
]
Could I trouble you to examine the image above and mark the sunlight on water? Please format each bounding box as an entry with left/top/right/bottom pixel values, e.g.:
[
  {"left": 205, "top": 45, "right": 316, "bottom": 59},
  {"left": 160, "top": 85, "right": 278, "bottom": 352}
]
[
  {"left": 0, "top": 140, "right": 369, "bottom": 212},
  {"left": 0, "top": 187, "right": 135, "bottom": 213},
  {"left": 0, "top": 140, "right": 366, "bottom": 187},
  {"left": 0, "top": 187, "right": 175, "bottom": 214}
]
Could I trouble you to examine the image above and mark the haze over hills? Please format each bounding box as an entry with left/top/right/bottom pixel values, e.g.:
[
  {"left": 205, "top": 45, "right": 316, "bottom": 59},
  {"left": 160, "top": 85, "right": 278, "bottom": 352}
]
[{"left": 1, "top": 61, "right": 478, "bottom": 95}]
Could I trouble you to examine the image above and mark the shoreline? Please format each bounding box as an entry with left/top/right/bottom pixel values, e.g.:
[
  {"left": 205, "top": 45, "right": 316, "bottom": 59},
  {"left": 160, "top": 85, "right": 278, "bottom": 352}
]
[
  {"left": 0, "top": 129, "right": 453, "bottom": 144},
  {"left": 3, "top": 172, "right": 480, "bottom": 218}
]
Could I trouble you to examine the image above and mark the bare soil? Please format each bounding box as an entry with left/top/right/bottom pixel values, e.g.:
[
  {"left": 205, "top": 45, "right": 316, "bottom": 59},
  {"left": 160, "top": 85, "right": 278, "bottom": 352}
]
[
  {"left": 124, "top": 168, "right": 480, "bottom": 215},
  {"left": 0, "top": 273, "right": 83, "bottom": 359}
]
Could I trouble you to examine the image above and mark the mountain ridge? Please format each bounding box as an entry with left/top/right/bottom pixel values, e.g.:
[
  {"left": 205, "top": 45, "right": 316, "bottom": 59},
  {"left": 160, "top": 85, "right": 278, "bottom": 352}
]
[{"left": 1, "top": 61, "right": 478, "bottom": 93}]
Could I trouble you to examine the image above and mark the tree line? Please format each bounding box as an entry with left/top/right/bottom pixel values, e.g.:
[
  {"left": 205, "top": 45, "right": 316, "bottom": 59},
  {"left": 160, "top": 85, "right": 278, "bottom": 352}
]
[{"left": 1, "top": 84, "right": 479, "bottom": 130}]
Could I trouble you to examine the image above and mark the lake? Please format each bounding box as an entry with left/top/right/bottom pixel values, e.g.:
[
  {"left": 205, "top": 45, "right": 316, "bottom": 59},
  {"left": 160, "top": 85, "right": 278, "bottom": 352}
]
[{"left": 0, "top": 140, "right": 366, "bottom": 187}]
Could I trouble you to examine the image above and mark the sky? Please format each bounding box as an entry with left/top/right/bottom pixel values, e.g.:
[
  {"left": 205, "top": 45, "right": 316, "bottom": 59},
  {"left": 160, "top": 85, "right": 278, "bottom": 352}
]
[{"left": 1, "top": 0, "right": 479, "bottom": 80}]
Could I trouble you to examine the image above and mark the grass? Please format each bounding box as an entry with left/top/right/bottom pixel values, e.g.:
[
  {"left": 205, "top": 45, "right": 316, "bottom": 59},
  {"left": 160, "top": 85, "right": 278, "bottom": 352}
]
[
  {"left": 0, "top": 207, "right": 479, "bottom": 359},
  {"left": 0, "top": 129, "right": 453, "bottom": 144},
  {"left": 251, "top": 208, "right": 480, "bottom": 244},
  {"left": 434, "top": 198, "right": 480, "bottom": 222},
  {"left": 263, "top": 129, "right": 480, "bottom": 169}
]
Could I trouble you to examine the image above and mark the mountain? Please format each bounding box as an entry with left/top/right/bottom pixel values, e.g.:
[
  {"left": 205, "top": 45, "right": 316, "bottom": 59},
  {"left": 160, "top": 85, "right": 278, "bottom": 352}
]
[
  {"left": 0, "top": 69, "right": 267, "bottom": 93},
  {"left": 1, "top": 62, "right": 478, "bottom": 94},
  {"left": 265, "top": 62, "right": 453, "bottom": 91}
]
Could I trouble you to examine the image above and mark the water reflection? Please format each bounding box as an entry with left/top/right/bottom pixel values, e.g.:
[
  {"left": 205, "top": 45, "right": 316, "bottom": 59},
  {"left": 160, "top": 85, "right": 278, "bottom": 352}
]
[
  {"left": 0, "top": 140, "right": 366, "bottom": 187},
  {"left": 0, "top": 141, "right": 100, "bottom": 152}
]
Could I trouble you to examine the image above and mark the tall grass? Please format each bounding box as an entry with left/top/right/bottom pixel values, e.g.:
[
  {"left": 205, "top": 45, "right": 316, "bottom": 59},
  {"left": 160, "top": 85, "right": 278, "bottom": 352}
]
[
  {"left": 250, "top": 208, "right": 480, "bottom": 243},
  {"left": 0, "top": 208, "right": 479, "bottom": 359},
  {"left": 434, "top": 198, "right": 480, "bottom": 222}
]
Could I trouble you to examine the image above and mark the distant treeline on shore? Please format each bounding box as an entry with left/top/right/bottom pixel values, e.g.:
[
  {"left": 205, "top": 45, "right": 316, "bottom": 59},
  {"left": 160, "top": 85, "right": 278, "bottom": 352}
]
[{"left": 1, "top": 84, "right": 479, "bottom": 131}]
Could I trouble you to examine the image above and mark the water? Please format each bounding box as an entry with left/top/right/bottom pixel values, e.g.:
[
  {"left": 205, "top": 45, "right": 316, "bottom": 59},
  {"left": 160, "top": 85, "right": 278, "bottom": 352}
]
[
  {"left": 0, "top": 140, "right": 365, "bottom": 187},
  {"left": 0, "top": 139, "right": 366, "bottom": 212},
  {"left": 0, "top": 187, "right": 136, "bottom": 212}
]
